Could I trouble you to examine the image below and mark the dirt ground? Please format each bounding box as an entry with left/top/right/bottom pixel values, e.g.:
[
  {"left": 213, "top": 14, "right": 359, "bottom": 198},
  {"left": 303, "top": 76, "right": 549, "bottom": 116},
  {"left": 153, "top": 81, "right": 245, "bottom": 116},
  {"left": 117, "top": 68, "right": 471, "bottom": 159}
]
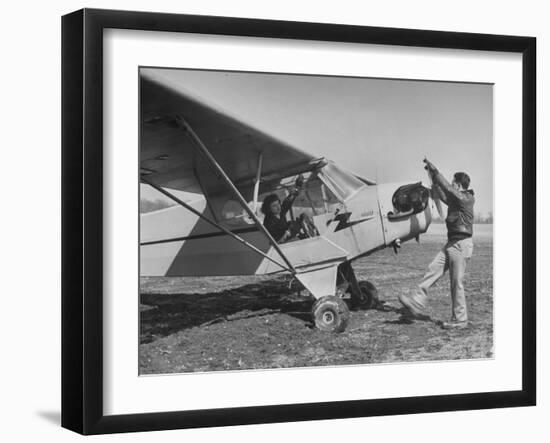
[{"left": 139, "top": 224, "right": 493, "bottom": 374}]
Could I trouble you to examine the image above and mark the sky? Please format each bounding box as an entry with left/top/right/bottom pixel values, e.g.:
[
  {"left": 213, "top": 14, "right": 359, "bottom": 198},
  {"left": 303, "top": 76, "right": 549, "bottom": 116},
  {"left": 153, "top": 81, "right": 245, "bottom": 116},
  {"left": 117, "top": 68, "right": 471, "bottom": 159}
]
[{"left": 141, "top": 68, "right": 493, "bottom": 214}]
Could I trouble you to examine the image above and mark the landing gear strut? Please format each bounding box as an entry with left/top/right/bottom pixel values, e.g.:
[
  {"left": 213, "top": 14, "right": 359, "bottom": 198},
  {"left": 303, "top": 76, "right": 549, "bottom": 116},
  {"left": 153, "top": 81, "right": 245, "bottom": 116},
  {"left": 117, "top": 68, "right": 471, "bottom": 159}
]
[
  {"left": 307, "top": 261, "right": 379, "bottom": 333},
  {"left": 337, "top": 261, "right": 379, "bottom": 309}
]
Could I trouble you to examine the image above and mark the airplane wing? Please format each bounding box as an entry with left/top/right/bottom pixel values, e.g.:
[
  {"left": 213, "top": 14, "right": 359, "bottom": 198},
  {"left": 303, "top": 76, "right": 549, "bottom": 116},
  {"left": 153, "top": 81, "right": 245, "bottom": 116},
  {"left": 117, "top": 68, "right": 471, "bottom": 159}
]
[{"left": 140, "top": 70, "right": 319, "bottom": 197}]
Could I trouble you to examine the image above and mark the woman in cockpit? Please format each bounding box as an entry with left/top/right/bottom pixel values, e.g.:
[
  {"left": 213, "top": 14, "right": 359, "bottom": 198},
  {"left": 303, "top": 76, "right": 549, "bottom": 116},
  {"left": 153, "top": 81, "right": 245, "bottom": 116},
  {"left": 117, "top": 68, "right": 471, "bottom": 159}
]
[{"left": 261, "top": 175, "right": 318, "bottom": 243}]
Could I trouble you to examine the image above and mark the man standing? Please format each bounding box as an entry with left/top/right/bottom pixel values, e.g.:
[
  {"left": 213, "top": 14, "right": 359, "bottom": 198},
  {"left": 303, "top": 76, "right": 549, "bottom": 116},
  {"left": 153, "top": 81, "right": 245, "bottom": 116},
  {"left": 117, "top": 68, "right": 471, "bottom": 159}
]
[{"left": 398, "top": 158, "right": 475, "bottom": 329}]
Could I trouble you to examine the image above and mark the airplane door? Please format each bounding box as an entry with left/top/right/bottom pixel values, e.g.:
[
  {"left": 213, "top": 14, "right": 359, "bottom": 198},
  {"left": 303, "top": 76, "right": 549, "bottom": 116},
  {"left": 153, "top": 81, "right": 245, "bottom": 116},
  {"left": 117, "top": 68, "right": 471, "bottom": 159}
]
[{"left": 327, "top": 186, "right": 386, "bottom": 259}]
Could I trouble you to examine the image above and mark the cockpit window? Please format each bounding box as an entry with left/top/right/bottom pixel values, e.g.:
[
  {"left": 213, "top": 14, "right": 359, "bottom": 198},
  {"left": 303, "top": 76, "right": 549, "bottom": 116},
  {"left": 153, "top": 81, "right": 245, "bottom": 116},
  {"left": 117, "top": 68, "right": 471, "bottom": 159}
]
[
  {"left": 291, "top": 174, "right": 340, "bottom": 217},
  {"left": 319, "top": 161, "right": 366, "bottom": 201},
  {"left": 216, "top": 167, "right": 350, "bottom": 228},
  {"left": 220, "top": 199, "right": 255, "bottom": 225}
]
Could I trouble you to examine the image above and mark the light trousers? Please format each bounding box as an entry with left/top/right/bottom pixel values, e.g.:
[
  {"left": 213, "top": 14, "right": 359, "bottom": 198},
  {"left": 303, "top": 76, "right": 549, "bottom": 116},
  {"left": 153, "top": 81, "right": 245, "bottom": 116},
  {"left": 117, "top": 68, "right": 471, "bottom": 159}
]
[{"left": 418, "top": 237, "right": 474, "bottom": 322}]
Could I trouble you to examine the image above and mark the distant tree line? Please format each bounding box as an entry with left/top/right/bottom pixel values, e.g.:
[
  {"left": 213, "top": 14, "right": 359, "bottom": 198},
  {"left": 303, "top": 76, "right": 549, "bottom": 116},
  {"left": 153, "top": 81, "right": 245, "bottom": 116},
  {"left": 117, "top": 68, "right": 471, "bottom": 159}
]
[
  {"left": 431, "top": 211, "right": 493, "bottom": 224},
  {"left": 474, "top": 211, "right": 493, "bottom": 224}
]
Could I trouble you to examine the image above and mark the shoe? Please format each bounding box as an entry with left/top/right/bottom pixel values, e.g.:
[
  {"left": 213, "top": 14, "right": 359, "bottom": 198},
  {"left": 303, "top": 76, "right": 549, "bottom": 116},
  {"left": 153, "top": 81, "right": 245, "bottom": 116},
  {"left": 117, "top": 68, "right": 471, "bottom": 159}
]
[
  {"left": 441, "top": 320, "right": 469, "bottom": 330},
  {"left": 398, "top": 292, "right": 427, "bottom": 318}
]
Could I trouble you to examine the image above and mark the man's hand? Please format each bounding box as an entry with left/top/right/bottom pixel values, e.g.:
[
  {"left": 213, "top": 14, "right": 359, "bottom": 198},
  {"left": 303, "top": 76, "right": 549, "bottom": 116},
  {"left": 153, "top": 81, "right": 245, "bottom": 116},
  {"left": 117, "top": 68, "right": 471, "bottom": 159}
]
[{"left": 423, "top": 158, "right": 438, "bottom": 174}]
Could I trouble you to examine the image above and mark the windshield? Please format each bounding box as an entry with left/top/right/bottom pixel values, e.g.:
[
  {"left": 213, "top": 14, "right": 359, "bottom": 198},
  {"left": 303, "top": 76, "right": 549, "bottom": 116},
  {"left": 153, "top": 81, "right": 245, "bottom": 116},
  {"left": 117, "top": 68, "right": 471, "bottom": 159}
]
[{"left": 319, "top": 161, "right": 366, "bottom": 201}]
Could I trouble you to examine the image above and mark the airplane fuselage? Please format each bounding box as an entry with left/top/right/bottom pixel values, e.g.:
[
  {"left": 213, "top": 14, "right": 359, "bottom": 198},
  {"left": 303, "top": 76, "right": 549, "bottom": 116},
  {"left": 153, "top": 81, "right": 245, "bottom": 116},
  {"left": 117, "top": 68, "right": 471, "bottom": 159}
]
[{"left": 140, "top": 180, "right": 432, "bottom": 277}]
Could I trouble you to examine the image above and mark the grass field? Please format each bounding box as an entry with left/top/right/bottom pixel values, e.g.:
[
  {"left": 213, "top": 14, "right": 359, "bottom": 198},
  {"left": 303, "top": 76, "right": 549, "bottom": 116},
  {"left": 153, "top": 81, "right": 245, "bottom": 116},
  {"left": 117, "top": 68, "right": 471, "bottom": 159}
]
[{"left": 139, "top": 224, "right": 493, "bottom": 374}]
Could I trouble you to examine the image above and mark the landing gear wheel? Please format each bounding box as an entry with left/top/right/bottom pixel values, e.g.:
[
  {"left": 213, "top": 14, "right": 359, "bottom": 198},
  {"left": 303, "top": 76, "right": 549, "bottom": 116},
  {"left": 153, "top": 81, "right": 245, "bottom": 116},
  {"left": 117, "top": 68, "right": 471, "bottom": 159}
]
[
  {"left": 312, "top": 295, "right": 350, "bottom": 332},
  {"left": 351, "top": 281, "right": 379, "bottom": 309},
  {"left": 360, "top": 281, "right": 379, "bottom": 309}
]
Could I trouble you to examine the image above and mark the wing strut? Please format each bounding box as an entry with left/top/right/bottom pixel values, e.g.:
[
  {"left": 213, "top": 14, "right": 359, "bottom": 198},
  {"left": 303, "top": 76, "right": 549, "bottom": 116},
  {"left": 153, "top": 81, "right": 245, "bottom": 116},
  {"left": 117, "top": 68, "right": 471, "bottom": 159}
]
[
  {"left": 141, "top": 176, "right": 293, "bottom": 273},
  {"left": 176, "top": 115, "right": 297, "bottom": 274},
  {"left": 252, "top": 152, "right": 263, "bottom": 214}
]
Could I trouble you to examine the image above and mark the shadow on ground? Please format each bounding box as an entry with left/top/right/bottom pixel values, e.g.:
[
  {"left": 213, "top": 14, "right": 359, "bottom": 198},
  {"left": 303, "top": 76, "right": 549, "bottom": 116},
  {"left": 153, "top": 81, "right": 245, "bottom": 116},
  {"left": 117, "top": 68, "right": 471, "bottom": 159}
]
[
  {"left": 140, "top": 277, "right": 387, "bottom": 344},
  {"left": 140, "top": 278, "right": 316, "bottom": 343}
]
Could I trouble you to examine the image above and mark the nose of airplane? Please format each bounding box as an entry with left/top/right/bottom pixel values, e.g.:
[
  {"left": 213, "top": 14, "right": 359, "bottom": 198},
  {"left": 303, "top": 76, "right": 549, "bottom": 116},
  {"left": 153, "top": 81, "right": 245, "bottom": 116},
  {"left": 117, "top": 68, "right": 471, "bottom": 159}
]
[{"left": 376, "top": 181, "right": 432, "bottom": 245}]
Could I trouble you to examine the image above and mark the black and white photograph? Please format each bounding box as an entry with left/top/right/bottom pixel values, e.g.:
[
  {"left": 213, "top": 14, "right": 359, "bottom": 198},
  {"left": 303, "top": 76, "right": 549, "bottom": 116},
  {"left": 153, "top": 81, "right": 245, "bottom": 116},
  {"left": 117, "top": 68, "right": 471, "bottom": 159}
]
[
  {"left": 0, "top": 0, "right": 543, "bottom": 440},
  {"left": 139, "top": 68, "right": 493, "bottom": 375}
]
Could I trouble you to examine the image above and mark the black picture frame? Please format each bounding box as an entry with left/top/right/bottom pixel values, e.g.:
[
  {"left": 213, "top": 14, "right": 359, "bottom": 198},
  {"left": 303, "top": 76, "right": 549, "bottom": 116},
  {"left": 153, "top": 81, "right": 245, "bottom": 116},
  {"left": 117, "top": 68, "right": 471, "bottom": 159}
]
[{"left": 61, "top": 8, "right": 536, "bottom": 435}]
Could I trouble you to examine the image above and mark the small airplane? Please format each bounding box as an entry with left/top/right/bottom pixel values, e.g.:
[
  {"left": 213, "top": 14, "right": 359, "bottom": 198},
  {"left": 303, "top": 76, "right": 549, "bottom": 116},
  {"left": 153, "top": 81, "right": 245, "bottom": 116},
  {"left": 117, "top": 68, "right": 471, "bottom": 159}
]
[{"left": 140, "top": 70, "right": 433, "bottom": 333}]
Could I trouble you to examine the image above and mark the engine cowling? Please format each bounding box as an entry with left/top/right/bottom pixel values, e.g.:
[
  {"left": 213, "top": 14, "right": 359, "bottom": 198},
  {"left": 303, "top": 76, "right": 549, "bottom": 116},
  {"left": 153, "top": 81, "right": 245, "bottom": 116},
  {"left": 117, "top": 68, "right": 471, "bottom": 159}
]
[{"left": 377, "top": 181, "right": 432, "bottom": 246}]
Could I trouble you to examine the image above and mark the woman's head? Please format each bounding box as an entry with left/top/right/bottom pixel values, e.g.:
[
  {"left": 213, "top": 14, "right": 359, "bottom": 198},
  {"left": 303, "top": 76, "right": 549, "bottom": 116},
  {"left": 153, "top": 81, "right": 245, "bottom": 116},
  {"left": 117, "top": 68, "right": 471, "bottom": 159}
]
[{"left": 261, "top": 194, "right": 281, "bottom": 216}]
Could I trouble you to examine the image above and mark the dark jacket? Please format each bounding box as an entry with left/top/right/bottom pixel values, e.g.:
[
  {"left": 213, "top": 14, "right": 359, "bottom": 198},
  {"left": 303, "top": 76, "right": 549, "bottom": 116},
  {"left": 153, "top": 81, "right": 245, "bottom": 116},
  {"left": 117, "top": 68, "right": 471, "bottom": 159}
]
[
  {"left": 432, "top": 172, "right": 475, "bottom": 241},
  {"left": 263, "top": 212, "right": 290, "bottom": 242},
  {"left": 263, "top": 190, "right": 298, "bottom": 242}
]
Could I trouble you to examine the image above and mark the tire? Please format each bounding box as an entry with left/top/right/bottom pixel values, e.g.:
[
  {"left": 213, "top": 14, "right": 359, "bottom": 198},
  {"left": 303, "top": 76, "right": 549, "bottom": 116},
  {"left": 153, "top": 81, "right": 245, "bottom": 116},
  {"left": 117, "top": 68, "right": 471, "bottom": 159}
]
[
  {"left": 352, "top": 281, "right": 379, "bottom": 309},
  {"left": 312, "top": 295, "right": 350, "bottom": 333}
]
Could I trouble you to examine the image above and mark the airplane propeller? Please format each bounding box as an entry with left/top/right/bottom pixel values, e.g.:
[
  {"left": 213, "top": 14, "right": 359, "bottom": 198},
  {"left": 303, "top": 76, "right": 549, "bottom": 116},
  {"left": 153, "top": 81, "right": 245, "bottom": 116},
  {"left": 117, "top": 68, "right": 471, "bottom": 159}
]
[{"left": 426, "top": 168, "right": 446, "bottom": 220}]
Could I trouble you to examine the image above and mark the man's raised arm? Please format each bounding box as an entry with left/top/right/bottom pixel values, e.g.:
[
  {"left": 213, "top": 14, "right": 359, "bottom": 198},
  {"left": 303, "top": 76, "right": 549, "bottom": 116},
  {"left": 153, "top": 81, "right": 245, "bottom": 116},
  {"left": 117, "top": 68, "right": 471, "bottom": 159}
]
[
  {"left": 424, "top": 159, "right": 465, "bottom": 202},
  {"left": 431, "top": 182, "right": 449, "bottom": 205}
]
